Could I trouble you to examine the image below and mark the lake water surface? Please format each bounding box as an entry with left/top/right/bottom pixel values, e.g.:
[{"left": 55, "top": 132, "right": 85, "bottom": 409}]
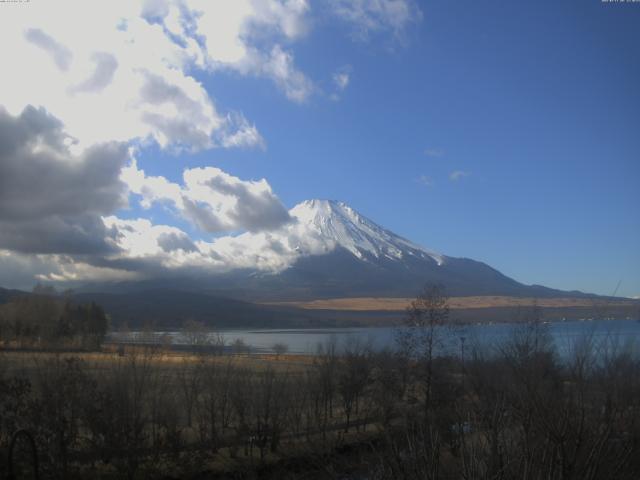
[{"left": 111, "top": 319, "right": 640, "bottom": 357}]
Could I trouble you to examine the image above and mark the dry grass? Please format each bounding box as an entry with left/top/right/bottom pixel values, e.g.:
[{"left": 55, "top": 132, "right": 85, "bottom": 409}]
[
  {"left": 264, "top": 295, "right": 639, "bottom": 311},
  {"left": 0, "top": 348, "right": 317, "bottom": 378}
]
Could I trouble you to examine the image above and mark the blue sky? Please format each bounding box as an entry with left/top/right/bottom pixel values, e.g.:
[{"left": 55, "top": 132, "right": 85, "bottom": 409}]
[
  {"left": 1, "top": 0, "right": 638, "bottom": 297},
  {"left": 131, "top": 1, "right": 640, "bottom": 296}
]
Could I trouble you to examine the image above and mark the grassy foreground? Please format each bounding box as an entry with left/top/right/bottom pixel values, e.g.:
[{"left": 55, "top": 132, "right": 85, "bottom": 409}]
[{"left": 1, "top": 321, "right": 640, "bottom": 479}]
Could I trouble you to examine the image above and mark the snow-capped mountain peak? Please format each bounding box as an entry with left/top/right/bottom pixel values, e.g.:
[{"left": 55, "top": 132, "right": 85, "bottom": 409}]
[{"left": 289, "top": 199, "right": 444, "bottom": 265}]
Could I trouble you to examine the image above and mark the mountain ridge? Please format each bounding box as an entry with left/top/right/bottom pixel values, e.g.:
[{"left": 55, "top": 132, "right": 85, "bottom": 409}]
[
  {"left": 69, "top": 198, "right": 618, "bottom": 302},
  {"left": 1, "top": 286, "right": 636, "bottom": 330}
]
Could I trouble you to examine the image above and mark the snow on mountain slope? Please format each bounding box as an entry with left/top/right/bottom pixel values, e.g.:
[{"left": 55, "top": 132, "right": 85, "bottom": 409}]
[
  {"left": 202, "top": 197, "right": 545, "bottom": 299},
  {"left": 289, "top": 199, "right": 444, "bottom": 265},
  {"left": 86, "top": 199, "right": 595, "bottom": 299},
  {"left": 105, "top": 198, "right": 445, "bottom": 281}
]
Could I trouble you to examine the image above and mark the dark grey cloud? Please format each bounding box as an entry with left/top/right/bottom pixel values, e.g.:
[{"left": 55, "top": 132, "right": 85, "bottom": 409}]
[
  {"left": 0, "top": 106, "right": 129, "bottom": 254},
  {"left": 24, "top": 28, "right": 73, "bottom": 71},
  {"left": 140, "top": 71, "right": 193, "bottom": 106},
  {"left": 157, "top": 231, "right": 198, "bottom": 253},
  {"left": 82, "top": 254, "right": 170, "bottom": 277},
  {"left": 206, "top": 176, "right": 292, "bottom": 232},
  {"left": 138, "top": 71, "right": 215, "bottom": 149},
  {"left": 0, "top": 103, "right": 66, "bottom": 155},
  {"left": 0, "top": 216, "right": 119, "bottom": 255},
  {"left": 181, "top": 197, "right": 227, "bottom": 233}
]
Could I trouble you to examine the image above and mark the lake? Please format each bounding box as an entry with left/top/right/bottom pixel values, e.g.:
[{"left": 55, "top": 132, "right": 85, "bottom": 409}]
[{"left": 110, "top": 318, "right": 640, "bottom": 357}]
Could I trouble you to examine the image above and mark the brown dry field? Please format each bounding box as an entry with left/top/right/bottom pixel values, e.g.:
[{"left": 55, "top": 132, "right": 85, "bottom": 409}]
[
  {"left": 0, "top": 348, "right": 317, "bottom": 378},
  {"left": 265, "top": 296, "right": 639, "bottom": 311}
]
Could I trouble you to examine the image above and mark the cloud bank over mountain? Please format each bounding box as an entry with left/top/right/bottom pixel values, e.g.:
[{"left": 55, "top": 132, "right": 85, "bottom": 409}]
[{"left": 0, "top": 0, "right": 422, "bottom": 288}]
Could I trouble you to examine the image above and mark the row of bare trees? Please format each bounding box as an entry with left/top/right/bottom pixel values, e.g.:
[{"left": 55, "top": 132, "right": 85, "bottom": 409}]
[
  {"left": 371, "top": 286, "right": 640, "bottom": 480},
  {"left": 0, "top": 287, "right": 108, "bottom": 350},
  {"left": 0, "top": 285, "right": 639, "bottom": 479},
  {"left": 0, "top": 342, "right": 396, "bottom": 478}
]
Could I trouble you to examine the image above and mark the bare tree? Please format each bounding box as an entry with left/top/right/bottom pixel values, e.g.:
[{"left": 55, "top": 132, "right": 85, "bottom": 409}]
[
  {"left": 92, "top": 349, "right": 157, "bottom": 479},
  {"left": 181, "top": 319, "right": 210, "bottom": 352},
  {"left": 228, "top": 366, "right": 252, "bottom": 458},
  {"left": 29, "top": 355, "right": 95, "bottom": 478},
  {"left": 272, "top": 342, "right": 289, "bottom": 359},
  {"left": 338, "top": 337, "right": 371, "bottom": 432},
  {"left": 250, "top": 367, "right": 288, "bottom": 458},
  {"left": 177, "top": 357, "right": 203, "bottom": 428},
  {"left": 195, "top": 357, "right": 235, "bottom": 453},
  {"left": 210, "top": 329, "right": 226, "bottom": 355},
  {"left": 370, "top": 349, "right": 408, "bottom": 430},
  {"left": 315, "top": 337, "right": 338, "bottom": 439},
  {"left": 397, "top": 283, "right": 450, "bottom": 419},
  {"left": 232, "top": 337, "right": 249, "bottom": 356}
]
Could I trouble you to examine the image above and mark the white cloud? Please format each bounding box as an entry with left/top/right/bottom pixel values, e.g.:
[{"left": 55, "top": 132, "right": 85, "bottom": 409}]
[
  {"left": 424, "top": 148, "right": 444, "bottom": 158},
  {"left": 0, "top": 0, "right": 427, "bottom": 288},
  {"left": 180, "top": 0, "right": 310, "bottom": 65},
  {"left": 101, "top": 203, "right": 337, "bottom": 277},
  {"left": 1, "top": 0, "right": 418, "bottom": 154},
  {"left": 219, "top": 112, "right": 266, "bottom": 150},
  {"left": 255, "top": 45, "right": 314, "bottom": 103},
  {"left": 450, "top": 170, "right": 471, "bottom": 181},
  {"left": 0, "top": 0, "right": 313, "bottom": 287},
  {"left": 24, "top": 28, "right": 73, "bottom": 71},
  {"left": 146, "top": 0, "right": 315, "bottom": 103},
  {"left": 333, "top": 70, "right": 351, "bottom": 91},
  {"left": 329, "top": 65, "right": 352, "bottom": 101},
  {"left": 328, "top": 0, "right": 422, "bottom": 40},
  {"left": 104, "top": 217, "right": 195, "bottom": 260},
  {"left": 0, "top": 104, "right": 291, "bottom": 285},
  {"left": 122, "top": 160, "right": 292, "bottom": 233},
  {"left": 68, "top": 52, "right": 119, "bottom": 94},
  {"left": 0, "top": 0, "right": 280, "bottom": 151},
  {"left": 417, "top": 175, "right": 434, "bottom": 187}
]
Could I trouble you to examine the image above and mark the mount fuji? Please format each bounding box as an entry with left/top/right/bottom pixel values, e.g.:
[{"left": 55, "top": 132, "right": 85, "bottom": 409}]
[
  {"left": 62, "top": 199, "right": 629, "bottom": 328},
  {"left": 179, "top": 199, "right": 591, "bottom": 301}
]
